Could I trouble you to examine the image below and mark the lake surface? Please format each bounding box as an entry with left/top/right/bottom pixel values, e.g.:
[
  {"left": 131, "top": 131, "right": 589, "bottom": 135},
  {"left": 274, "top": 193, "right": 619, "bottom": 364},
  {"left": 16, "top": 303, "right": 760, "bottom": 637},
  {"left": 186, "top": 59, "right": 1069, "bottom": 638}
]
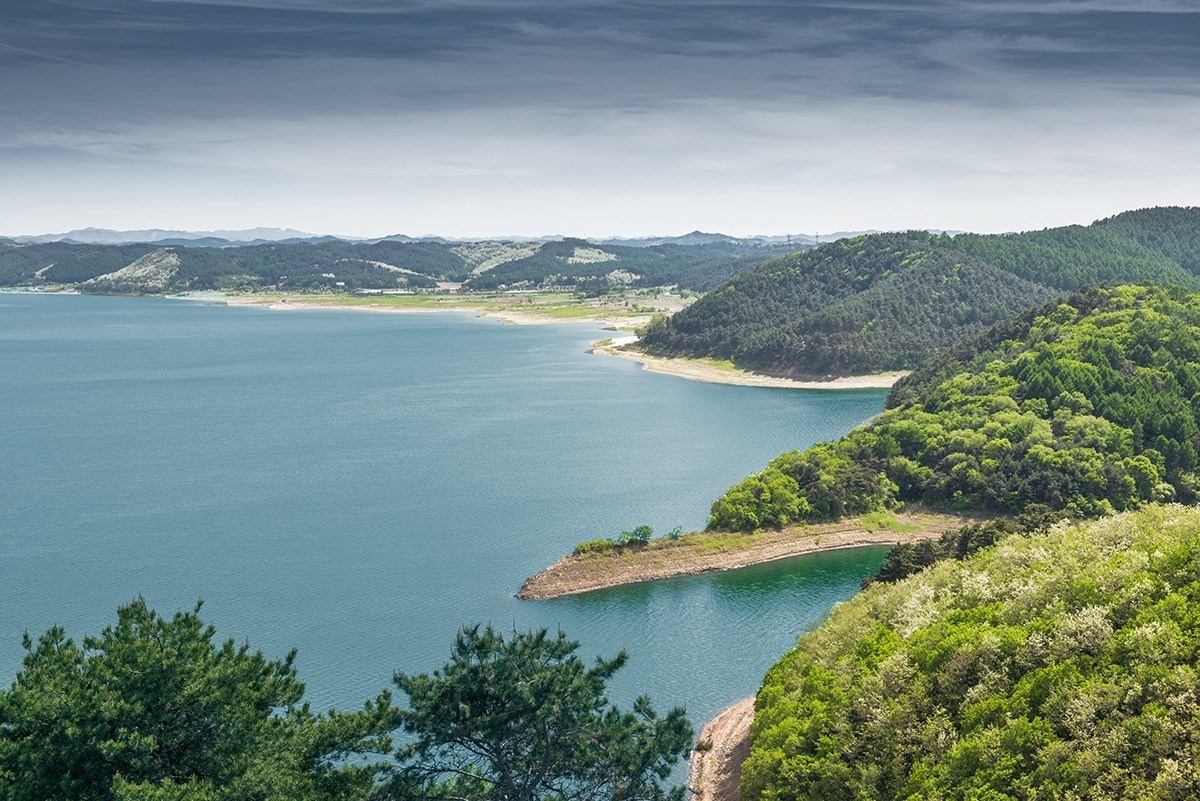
[{"left": 0, "top": 293, "right": 888, "bottom": 741}]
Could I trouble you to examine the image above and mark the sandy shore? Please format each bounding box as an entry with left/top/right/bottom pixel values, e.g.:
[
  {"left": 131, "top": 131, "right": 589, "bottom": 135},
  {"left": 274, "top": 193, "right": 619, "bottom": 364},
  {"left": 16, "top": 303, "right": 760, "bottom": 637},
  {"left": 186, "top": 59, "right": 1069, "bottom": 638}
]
[
  {"left": 690, "top": 698, "right": 756, "bottom": 801},
  {"left": 591, "top": 340, "right": 906, "bottom": 390},
  {"left": 518, "top": 510, "right": 972, "bottom": 600}
]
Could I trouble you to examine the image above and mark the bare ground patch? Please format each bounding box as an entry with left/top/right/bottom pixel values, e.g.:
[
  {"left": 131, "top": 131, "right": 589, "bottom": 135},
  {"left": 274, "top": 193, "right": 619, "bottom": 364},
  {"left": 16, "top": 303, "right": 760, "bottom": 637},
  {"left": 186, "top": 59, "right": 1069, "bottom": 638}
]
[{"left": 690, "top": 698, "right": 755, "bottom": 801}]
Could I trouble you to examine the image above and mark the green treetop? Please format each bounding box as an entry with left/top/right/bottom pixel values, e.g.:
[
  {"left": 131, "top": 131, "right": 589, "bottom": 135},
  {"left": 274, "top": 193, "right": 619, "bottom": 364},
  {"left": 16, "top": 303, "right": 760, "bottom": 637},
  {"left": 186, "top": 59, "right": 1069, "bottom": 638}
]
[
  {"left": 0, "top": 598, "right": 397, "bottom": 801},
  {"left": 383, "top": 625, "right": 693, "bottom": 801}
]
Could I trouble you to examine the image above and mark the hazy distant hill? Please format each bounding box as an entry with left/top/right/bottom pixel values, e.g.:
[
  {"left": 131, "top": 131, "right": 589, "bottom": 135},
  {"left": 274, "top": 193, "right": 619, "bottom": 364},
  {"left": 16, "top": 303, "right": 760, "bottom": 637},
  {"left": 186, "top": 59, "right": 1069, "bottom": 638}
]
[
  {"left": 641, "top": 207, "right": 1200, "bottom": 377},
  {"left": 595, "top": 230, "right": 883, "bottom": 248},
  {"left": 11, "top": 227, "right": 326, "bottom": 246}
]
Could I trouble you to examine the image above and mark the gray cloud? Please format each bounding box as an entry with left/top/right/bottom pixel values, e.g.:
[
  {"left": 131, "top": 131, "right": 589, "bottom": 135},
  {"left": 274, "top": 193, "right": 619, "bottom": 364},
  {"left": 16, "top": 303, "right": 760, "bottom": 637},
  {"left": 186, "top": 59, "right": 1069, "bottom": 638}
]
[
  {"left": 6, "top": 2, "right": 1199, "bottom": 97},
  {"left": 1, "top": 1, "right": 1198, "bottom": 235}
]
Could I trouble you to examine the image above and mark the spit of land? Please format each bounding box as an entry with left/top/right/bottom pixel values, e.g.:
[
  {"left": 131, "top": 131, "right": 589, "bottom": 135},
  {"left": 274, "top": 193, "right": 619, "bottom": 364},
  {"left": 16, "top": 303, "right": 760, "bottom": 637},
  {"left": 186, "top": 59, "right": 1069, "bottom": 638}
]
[{"left": 518, "top": 509, "right": 976, "bottom": 600}]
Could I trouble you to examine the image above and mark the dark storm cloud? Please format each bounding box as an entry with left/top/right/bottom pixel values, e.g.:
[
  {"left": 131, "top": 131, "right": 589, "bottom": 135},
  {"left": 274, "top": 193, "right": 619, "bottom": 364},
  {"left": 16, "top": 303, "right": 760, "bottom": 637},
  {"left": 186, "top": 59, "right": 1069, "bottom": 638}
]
[{"left": 4, "top": 1, "right": 1200, "bottom": 109}]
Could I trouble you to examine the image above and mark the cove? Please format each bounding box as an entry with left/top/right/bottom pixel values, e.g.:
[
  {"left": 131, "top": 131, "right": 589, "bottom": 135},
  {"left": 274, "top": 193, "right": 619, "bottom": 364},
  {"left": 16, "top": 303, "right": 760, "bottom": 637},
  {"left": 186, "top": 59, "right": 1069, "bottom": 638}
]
[{"left": 0, "top": 292, "right": 887, "bottom": 732}]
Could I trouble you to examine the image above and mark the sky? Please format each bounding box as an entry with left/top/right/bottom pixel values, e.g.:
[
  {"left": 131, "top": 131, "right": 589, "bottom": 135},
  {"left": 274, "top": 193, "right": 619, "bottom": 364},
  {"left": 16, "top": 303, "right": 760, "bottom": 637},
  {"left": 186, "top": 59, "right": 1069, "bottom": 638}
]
[{"left": 2, "top": 0, "right": 1200, "bottom": 238}]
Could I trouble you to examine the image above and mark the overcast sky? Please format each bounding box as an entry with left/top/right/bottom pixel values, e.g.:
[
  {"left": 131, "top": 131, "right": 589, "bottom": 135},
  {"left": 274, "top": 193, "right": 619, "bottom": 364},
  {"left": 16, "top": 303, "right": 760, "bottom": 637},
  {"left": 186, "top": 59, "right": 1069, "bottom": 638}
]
[{"left": 3, "top": 0, "right": 1199, "bottom": 237}]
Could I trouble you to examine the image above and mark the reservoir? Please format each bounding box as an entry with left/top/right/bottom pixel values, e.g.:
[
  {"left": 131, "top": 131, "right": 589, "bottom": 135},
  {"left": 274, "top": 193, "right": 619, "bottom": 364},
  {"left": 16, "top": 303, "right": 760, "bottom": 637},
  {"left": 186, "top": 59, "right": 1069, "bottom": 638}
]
[{"left": 0, "top": 293, "right": 888, "bottom": 733}]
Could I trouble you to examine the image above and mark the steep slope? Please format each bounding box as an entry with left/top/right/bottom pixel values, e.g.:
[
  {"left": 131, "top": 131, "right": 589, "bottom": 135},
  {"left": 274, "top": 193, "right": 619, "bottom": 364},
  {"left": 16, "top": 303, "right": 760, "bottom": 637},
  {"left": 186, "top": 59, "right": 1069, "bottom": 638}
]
[
  {"left": 644, "top": 207, "right": 1200, "bottom": 377},
  {"left": 707, "top": 285, "right": 1200, "bottom": 532}
]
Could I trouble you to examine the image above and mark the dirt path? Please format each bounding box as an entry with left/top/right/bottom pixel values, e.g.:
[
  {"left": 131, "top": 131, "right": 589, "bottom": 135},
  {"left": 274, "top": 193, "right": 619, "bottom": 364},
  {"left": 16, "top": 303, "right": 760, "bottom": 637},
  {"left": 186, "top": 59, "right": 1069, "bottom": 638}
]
[
  {"left": 690, "top": 698, "right": 756, "bottom": 801},
  {"left": 518, "top": 510, "right": 972, "bottom": 600}
]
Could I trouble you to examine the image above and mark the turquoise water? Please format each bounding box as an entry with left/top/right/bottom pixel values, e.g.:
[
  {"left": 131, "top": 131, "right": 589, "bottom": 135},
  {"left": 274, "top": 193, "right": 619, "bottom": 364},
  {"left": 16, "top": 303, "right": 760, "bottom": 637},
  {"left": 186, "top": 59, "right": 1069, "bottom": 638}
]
[{"left": 0, "top": 293, "right": 888, "bottom": 737}]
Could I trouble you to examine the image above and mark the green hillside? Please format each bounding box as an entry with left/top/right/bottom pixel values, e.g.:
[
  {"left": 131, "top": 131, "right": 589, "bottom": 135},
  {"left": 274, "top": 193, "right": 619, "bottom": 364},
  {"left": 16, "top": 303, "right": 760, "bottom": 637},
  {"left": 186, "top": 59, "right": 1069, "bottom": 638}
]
[
  {"left": 0, "top": 237, "right": 791, "bottom": 295},
  {"left": 0, "top": 242, "right": 161, "bottom": 285},
  {"left": 708, "top": 284, "right": 1200, "bottom": 532},
  {"left": 0, "top": 240, "right": 457, "bottom": 292},
  {"left": 744, "top": 504, "right": 1200, "bottom": 800},
  {"left": 642, "top": 207, "right": 1200, "bottom": 377},
  {"left": 943, "top": 207, "right": 1200, "bottom": 290}
]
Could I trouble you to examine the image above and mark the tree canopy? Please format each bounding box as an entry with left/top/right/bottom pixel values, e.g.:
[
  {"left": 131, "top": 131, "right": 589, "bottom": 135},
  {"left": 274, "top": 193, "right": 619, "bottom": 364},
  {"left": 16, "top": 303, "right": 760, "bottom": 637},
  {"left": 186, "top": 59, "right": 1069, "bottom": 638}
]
[
  {"left": 706, "top": 284, "right": 1200, "bottom": 533},
  {"left": 744, "top": 504, "right": 1200, "bottom": 800},
  {"left": 0, "top": 604, "right": 692, "bottom": 801},
  {"left": 0, "top": 598, "right": 397, "bottom": 801},
  {"left": 384, "top": 625, "right": 693, "bottom": 801}
]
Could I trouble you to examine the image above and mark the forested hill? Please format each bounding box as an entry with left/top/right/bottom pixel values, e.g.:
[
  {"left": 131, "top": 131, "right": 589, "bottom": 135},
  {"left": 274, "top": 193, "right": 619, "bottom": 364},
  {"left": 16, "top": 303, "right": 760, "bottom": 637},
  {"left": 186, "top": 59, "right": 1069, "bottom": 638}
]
[
  {"left": 710, "top": 280, "right": 1200, "bottom": 799},
  {"left": 745, "top": 504, "right": 1200, "bottom": 799},
  {"left": 707, "top": 284, "right": 1200, "bottom": 532},
  {"left": 640, "top": 206, "right": 1200, "bottom": 377},
  {"left": 0, "top": 236, "right": 795, "bottom": 295},
  {"left": 640, "top": 234, "right": 1058, "bottom": 375},
  {"left": 942, "top": 206, "right": 1200, "bottom": 290}
]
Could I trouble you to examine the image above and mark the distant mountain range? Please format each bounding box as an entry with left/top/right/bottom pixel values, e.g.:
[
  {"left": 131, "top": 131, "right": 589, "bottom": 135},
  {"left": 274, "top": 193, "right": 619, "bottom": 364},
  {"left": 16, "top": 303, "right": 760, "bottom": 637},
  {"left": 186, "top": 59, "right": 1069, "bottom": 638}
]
[
  {"left": 6, "top": 227, "right": 332, "bottom": 247},
  {"left": 3, "top": 227, "right": 889, "bottom": 248}
]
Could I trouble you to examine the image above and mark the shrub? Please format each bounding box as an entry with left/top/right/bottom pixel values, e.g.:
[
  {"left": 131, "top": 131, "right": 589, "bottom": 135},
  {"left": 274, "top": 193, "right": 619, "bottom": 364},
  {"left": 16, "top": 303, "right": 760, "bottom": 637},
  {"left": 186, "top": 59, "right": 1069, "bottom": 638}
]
[
  {"left": 573, "top": 538, "right": 617, "bottom": 555},
  {"left": 617, "top": 525, "right": 653, "bottom": 545}
]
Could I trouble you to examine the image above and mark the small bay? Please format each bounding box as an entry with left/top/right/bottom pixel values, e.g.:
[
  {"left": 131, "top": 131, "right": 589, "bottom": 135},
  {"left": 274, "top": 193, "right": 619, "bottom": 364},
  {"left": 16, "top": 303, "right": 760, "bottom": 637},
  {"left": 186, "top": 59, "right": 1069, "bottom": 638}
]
[{"left": 0, "top": 293, "right": 888, "bottom": 731}]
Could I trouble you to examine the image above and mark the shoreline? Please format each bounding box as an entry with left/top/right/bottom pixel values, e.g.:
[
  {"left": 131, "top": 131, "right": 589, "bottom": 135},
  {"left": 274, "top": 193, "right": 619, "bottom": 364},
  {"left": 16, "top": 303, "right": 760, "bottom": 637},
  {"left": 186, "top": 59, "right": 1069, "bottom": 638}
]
[
  {"left": 218, "top": 292, "right": 659, "bottom": 328},
  {"left": 15, "top": 289, "right": 906, "bottom": 390},
  {"left": 518, "top": 510, "right": 973, "bottom": 600},
  {"left": 220, "top": 293, "right": 905, "bottom": 389},
  {"left": 590, "top": 340, "right": 906, "bottom": 390},
  {"left": 690, "top": 698, "right": 756, "bottom": 801}
]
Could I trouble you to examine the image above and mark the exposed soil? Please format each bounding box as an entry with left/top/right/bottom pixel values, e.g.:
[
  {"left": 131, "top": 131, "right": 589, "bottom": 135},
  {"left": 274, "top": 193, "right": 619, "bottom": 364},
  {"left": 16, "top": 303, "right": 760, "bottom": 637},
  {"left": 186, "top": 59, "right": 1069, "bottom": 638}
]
[{"left": 690, "top": 698, "right": 756, "bottom": 801}]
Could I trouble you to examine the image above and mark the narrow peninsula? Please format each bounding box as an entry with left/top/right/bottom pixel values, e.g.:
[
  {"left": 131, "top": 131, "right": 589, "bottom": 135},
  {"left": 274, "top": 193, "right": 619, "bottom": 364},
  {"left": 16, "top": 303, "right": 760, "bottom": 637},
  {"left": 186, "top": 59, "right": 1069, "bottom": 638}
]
[{"left": 518, "top": 509, "right": 973, "bottom": 600}]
